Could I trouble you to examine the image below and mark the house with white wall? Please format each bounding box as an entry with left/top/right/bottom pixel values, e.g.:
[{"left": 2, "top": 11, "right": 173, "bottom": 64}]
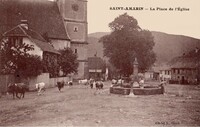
[{"left": 2, "top": 23, "right": 60, "bottom": 59}]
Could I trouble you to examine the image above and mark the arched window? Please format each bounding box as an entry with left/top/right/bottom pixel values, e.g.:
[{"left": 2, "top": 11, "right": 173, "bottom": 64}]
[{"left": 74, "top": 49, "right": 77, "bottom": 54}]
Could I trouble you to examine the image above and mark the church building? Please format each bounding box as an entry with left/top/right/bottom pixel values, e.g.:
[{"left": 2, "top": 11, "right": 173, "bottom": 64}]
[{"left": 57, "top": 0, "right": 88, "bottom": 79}]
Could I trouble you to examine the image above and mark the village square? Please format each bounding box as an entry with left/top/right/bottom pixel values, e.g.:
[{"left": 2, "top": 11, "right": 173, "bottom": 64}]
[{"left": 0, "top": 0, "right": 200, "bottom": 126}]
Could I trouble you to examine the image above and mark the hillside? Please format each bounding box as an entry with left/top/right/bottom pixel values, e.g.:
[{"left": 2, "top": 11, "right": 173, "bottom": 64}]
[
  {"left": 88, "top": 32, "right": 200, "bottom": 64},
  {"left": 152, "top": 31, "right": 200, "bottom": 64},
  {"left": 87, "top": 32, "right": 109, "bottom": 58}
]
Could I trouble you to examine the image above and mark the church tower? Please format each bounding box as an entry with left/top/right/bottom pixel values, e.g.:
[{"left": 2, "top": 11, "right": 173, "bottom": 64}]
[{"left": 57, "top": 0, "right": 88, "bottom": 79}]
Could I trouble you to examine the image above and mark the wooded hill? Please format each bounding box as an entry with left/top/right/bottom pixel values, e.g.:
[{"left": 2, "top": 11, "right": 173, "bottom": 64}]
[{"left": 88, "top": 31, "right": 200, "bottom": 64}]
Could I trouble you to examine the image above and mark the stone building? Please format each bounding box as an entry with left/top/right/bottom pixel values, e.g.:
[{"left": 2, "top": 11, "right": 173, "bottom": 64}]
[
  {"left": 169, "top": 48, "right": 200, "bottom": 84},
  {"left": 57, "top": 0, "right": 88, "bottom": 79},
  {"left": 159, "top": 65, "right": 171, "bottom": 81},
  {"left": 0, "top": 0, "right": 88, "bottom": 79},
  {"left": 88, "top": 56, "right": 105, "bottom": 80}
]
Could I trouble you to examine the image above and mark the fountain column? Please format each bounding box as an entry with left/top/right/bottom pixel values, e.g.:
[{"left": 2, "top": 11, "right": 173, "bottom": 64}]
[
  {"left": 129, "top": 58, "right": 139, "bottom": 96},
  {"left": 133, "top": 58, "right": 139, "bottom": 76}
]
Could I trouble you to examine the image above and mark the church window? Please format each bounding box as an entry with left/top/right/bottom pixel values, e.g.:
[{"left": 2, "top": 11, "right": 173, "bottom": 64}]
[
  {"left": 72, "top": 4, "right": 79, "bottom": 11},
  {"left": 75, "top": 49, "right": 77, "bottom": 54},
  {"left": 74, "top": 26, "right": 78, "bottom": 32}
]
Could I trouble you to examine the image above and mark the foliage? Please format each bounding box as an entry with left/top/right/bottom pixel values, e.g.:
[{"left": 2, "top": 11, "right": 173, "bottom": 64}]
[
  {"left": 43, "top": 52, "right": 59, "bottom": 78},
  {"left": 16, "top": 55, "right": 43, "bottom": 77},
  {"left": 58, "top": 47, "right": 79, "bottom": 76},
  {"left": 100, "top": 13, "right": 156, "bottom": 76},
  {"left": 0, "top": 37, "right": 43, "bottom": 77}
]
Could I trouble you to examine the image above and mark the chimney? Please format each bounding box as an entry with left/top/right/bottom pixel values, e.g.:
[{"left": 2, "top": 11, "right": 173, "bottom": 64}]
[{"left": 20, "top": 20, "right": 28, "bottom": 30}]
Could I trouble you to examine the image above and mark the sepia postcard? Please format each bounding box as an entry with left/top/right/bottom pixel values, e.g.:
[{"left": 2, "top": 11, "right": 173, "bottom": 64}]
[{"left": 0, "top": 0, "right": 200, "bottom": 126}]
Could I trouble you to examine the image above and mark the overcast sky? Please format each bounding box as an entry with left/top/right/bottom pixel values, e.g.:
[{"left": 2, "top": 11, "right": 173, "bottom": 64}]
[{"left": 88, "top": 0, "right": 200, "bottom": 39}]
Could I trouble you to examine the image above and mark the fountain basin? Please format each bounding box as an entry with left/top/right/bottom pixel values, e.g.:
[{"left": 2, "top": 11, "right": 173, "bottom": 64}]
[{"left": 110, "top": 86, "right": 164, "bottom": 95}]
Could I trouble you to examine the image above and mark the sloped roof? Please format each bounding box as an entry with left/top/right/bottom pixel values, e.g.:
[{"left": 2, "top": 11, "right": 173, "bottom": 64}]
[
  {"left": 31, "top": 38, "right": 60, "bottom": 55},
  {"left": 2, "top": 25, "right": 26, "bottom": 37},
  {"left": 169, "top": 50, "right": 200, "bottom": 69},
  {"left": 3, "top": 25, "right": 60, "bottom": 55},
  {"left": 0, "top": 0, "right": 69, "bottom": 40},
  {"left": 170, "top": 57, "right": 198, "bottom": 69},
  {"left": 88, "top": 57, "right": 104, "bottom": 70},
  {"left": 157, "top": 65, "right": 171, "bottom": 71}
]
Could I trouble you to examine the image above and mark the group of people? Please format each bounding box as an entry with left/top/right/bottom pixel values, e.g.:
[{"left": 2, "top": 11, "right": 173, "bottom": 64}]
[{"left": 89, "top": 78, "right": 104, "bottom": 90}]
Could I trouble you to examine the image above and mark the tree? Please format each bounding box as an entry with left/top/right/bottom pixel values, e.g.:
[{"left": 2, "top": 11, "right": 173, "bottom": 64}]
[
  {"left": 58, "top": 47, "right": 79, "bottom": 76},
  {"left": 100, "top": 13, "right": 156, "bottom": 76},
  {"left": 0, "top": 37, "right": 43, "bottom": 77},
  {"left": 43, "top": 52, "right": 59, "bottom": 78},
  {"left": 16, "top": 54, "right": 43, "bottom": 77}
]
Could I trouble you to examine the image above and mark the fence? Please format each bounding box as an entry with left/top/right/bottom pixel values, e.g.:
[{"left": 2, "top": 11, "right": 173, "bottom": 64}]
[
  {"left": 27, "top": 73, "right": 72, "bottom": 91},
  {"left": 0, "top": 73, "right": 71, "bottom": 92},
  {"left": 0, "top": 75, "right": 15, "bottom": 93},
  {"left": 49, "top": 76, "right": 72, "bottom": 86}
]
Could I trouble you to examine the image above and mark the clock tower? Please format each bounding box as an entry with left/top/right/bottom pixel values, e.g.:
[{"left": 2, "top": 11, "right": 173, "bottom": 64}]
[{"left": 57, "top": 0, "right": 88, "bottom": 79}]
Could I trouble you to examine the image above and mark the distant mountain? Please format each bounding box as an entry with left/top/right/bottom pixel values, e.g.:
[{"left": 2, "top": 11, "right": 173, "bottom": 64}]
[
  {"left": 87, "top": 32, "right": 200, "bottom": 64},
  {"left": 88, "top": 32, "right": 109, "bottom": 38},
  {"left": 152, "top": 31, "right": 200, "bottom": 64}
]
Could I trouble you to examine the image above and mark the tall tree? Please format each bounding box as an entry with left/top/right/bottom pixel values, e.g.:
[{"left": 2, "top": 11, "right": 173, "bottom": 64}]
[
  {"left": 58, "top": 47, "right": 79, "bottom": 76},
  {"left": 100, "top": 13, "right": 156, "bottom": 76},
  {"left": 0, "top": 37, "right": 43, "bottom": 77}
]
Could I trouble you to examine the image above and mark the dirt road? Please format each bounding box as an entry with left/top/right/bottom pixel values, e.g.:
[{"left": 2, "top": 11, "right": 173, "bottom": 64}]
[{"left": 0, "top": 82, "right": 200, "bottom": 126}]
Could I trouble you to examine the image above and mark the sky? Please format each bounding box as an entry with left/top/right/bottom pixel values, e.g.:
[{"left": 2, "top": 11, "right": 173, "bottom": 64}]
[{"left": 88, "top": 0, "right": 200, "bottom": 39}]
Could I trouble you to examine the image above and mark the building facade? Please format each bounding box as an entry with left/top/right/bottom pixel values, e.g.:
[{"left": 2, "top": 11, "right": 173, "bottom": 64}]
[
  {"left": 159, "top": 66, "right": 171, "bottom": 82},
  {"left": 57, "top": 0, "right": 88, "bottom": 79},
  {"left": 171, "top": 68, "right": 197, "bottom": 84},
  {"left": 169, "top": 48, "right": 200, "bottom": 84},
  {"left": 0, "top": 0, "right": 88, "bottom": 79},
  {"left": 88, "top": 56, "right": 105, "bottom": 80}
]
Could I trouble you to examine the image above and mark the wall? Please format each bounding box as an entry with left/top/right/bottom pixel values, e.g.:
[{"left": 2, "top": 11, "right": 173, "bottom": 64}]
[
  {"left": 21, "top": 73, "right": 72, "bottom": 91},
  {"left": 51, "top": 39, "right": 71, "bottom": 50},
  {"left": 171, "top": 68, "right": 198, "bottom": 84},
  {"left": 49, "top": 76, "right": 72, "bottom": 87},
  {"left": 71, "top": 43, "right": 88, "bottom": 79},
  {"left": 21, "top": 73, "right": 50, "bottom": 91},
  {"left": 144, "top": 72, "right": 154, "bottom": 80},
  {"left": 0, "top": 74, "right": 72, "bottom": 93},
  {"left": 0, "top": 75, "right": 15, "bottom": 93},
  {"left": 57, "top": 0, "right": 88, "bottom": 79},
  {"left": 59, "top": 0, "right": 87, "bottom": 21},
  {"left": 58, "top": 0, "right": 87, "bottom": 42},
  {"left": 159, "top": 70, "right": 171, "bottom": 81},
  {"left": 73, "top": 61, "right": 85, "bottom": 79},
  {"left": 71, "top": 43, "right": 87, "bottom": 60},
  {"left": 23, "top": 37, "right": 43, "bottom": 58},
  {"left": 66, "top": 22, "right": 87, "bottom": 42}
]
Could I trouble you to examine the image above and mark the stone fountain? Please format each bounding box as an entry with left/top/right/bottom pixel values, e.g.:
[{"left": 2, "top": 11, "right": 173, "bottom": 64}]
[{"left": 110, "top": 58, "right": 164, "bottom": 95}]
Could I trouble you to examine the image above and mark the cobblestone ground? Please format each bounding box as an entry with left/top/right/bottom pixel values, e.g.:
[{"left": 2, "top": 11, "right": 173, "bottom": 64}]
[{"left": 0, "top": 82, "right": 200, "bottom": 126}]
